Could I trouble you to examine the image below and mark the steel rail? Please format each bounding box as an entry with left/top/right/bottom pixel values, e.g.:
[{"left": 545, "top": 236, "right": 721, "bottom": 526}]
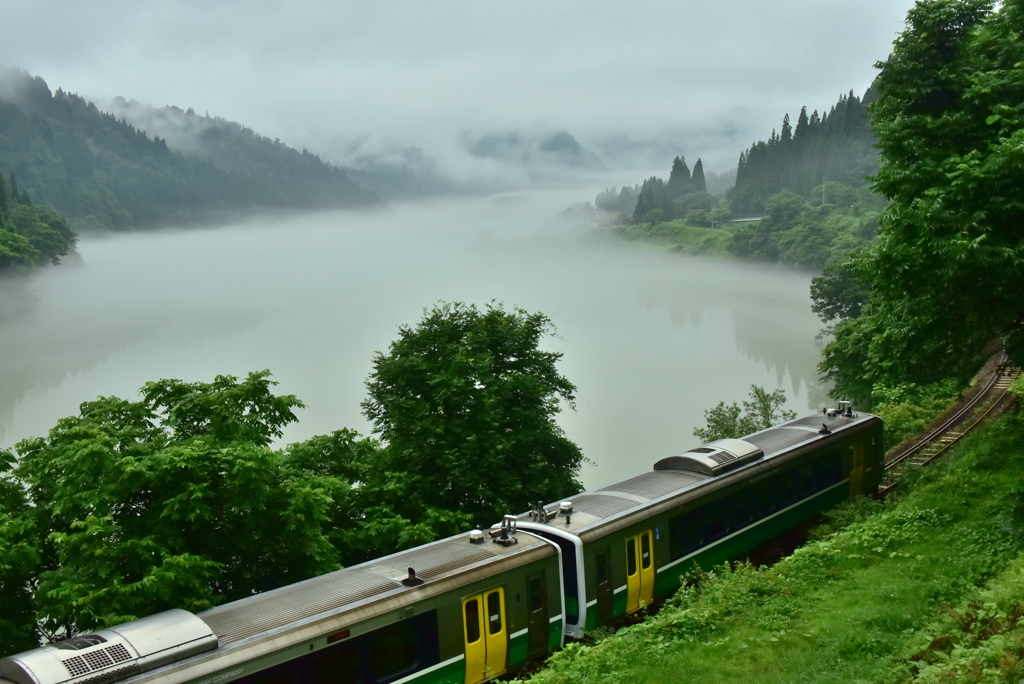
[
  {"left": 885, "top": 352, "right": 1007, "bottom": 470},
  {"left": 879, "top": 355, "right": 1019, "bottom": 496}
]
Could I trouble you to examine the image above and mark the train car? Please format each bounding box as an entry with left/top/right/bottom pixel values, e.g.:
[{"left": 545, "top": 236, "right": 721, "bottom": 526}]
[
  {"left": 514, "top": 409, "right": 883, "bottom": 636},
  {"left": 1, "top": 528, "right": 564, "bottom": 684}
]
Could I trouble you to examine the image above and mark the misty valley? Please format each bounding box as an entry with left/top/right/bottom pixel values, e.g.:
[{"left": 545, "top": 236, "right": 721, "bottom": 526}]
[{"left": 0, "top": 196, "right": 826, "bottom": 489}]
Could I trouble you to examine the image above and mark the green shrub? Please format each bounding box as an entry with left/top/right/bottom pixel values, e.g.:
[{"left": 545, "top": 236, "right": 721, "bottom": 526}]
[{"left": 871, "top": 379, "right": 962, "bottom": 450}]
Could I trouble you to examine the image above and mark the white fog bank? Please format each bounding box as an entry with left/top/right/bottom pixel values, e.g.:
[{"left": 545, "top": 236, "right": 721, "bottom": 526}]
[{"left": 0, "top": 194, "right": 829, "bottom": 488}]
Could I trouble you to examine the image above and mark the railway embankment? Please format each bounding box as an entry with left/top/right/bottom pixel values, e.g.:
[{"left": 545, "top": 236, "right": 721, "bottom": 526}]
[{"left": 519, "top": 403, "right": 1024, "bottom": 683}]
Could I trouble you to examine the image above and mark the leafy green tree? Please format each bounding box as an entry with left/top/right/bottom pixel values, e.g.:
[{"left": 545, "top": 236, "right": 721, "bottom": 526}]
[
  {"left": 0, "top": 449, "right": 40, "bottom": 655},
  {"left": 0, "top": 227, "right": 39, "bottom": 271},
  {"left": 821, "top": 0, "right": 1024, "bottom": 397},
  {"left": 12, "top": 371, "right": 339, "bottom": 638},
  {"left": 685, "top": 209, "right": 711, "bottom": 227},
  {"left": 693, "top": 385, "right": 797, "bottom": 442},
  {"left": 810, "top": 258, "right": 871, "bottom": 323},
  {"left": 8, "top": 204, "right": 76, "bottom": 266},
  {"left": 361, "top": 302, "right": 584, "bottom": 533}
]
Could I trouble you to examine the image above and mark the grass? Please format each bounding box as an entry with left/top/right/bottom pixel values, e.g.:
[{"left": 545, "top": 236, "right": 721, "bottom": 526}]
[
  {"left": 519, "top": 409, "right": 1024, "bottom": 684},
  {"left": 610, "top": 219, "right": 734, "bottom": 258}
]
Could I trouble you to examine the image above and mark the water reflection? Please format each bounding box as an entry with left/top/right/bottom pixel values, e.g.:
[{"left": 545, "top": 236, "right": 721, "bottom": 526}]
[{"left": 0, "top": 196, "right": 828, "bottom": 488}]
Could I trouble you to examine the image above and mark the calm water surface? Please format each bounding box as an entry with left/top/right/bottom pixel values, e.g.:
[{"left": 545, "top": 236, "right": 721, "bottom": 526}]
[{"left": 0, "top": 194, "right": 829, "bottom": 488}]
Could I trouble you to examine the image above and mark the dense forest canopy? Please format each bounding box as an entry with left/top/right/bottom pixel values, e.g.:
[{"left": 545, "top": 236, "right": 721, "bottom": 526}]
[
  {"left": 818, "top": 0, "right": 1024, "bottom": 405},
  {"left": 729, "top": 90, "right": 878, "bottom": 214},
  {"left": 0, "top": 68, "right": 381, "bottom": 232}
]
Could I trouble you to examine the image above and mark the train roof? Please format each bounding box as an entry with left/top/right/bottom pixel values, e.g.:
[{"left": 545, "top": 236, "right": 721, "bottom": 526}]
[
  {"left": 516, "top": 411, "right": 879, "bottom": 538},
  {"left": 198, "top": 527, "right": 551, "bottom": 645},
  {"left": 2, "top": 529, "right": 555, "bottom": 684}
]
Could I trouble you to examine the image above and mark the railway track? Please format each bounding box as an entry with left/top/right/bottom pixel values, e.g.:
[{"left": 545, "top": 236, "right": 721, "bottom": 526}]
[{"left": 879, "top": 354, "right": 1020, "bottom": 496}]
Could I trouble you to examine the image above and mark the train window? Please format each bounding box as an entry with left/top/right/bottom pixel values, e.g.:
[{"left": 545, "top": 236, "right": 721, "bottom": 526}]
[
  {"left": 626, "top": 538, "right": 638, "bottom": 576},
  {"left": 795, "top": 465, "right": 814, "bottom": 499},
  {"left": 370, "top": 623, "right": 417, "bottom": 681},
  {"left": 309, "top": 643, "right": 361, "bottom": 684},
  {"left": 247, "top": 665, "right": 298, "bottom": 684},
  {"left": 640, "top": 533, "right": 652, "bottom": 570},
  {"left": 729, "top": 492, "right": 754, "bottom": 529},
  {"left": 596, "top": 550, "right": 610, "bottom": 587},
  {"left": 815, "top": 451, "right": 842, "bottom": 489},
  {"left": 752, "top": 480, "right": 775, "bottom": 520},
  {"left": 706, "top": 501, "right": 729, "bottom": 542},
  {"left": 487, "top": 592, "right": 502, "bottom": 635},
  {"left": 528, "top": 577, "right": 544, "bottom": 614},
  {"left": 464, "top": 599, "right": 481, "bottom": 643},
  {"left": 669, "top": 512, "right": 702, "bottom": 559},
  {"left": 777, "top": 470, "right": 798, "bottom": 507}
]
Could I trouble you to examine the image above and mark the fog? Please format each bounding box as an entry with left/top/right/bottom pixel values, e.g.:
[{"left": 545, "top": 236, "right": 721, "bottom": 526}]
[
  {"left": 0, "top": 0, "right": 917, "bottom": 190},
  {"left": 0, "top": 195, "right": 829, "bottom": 488}
]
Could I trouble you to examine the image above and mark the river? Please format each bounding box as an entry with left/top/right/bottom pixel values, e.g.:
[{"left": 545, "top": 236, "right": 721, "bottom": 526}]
[{"left": 0, "top": 193, "right": 830, "bottom": 489}]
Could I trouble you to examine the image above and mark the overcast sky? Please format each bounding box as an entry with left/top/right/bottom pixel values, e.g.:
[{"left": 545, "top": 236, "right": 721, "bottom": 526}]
[{"left": 1, "top": 0, "right": 916, "bottom": 184}]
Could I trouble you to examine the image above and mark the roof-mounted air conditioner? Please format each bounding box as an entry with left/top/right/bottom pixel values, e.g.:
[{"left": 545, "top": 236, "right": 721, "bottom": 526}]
[
  {"left": 653, "top": 438, "right": 764, "bottom": 476},
  {"left": 0, "top": 610, "right": 217, "bottom": 684}
]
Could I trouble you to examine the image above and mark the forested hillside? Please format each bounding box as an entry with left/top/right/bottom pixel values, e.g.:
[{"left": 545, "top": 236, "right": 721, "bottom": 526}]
[
  {"left": 0, "top": 69, "right": 381, "bottom": 231},
  {"left": 729, "top": 90, "right": 877, "bottom": 214},
  {"left": 0, "top": 172, "right": 75, "bottom": 274}
]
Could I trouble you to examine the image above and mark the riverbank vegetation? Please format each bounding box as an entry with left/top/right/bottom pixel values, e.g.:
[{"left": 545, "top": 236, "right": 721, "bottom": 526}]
[{"left": 0, "top": 171, "right": 76, "bottom": 273}]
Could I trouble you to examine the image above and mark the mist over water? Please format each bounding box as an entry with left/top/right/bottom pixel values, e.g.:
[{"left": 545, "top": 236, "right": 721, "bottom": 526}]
[{"left": 0, "top": 195, "right": 828, "bottom": 489}]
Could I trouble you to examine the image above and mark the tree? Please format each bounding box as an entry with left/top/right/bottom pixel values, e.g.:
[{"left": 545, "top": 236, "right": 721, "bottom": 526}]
[
  {"left": 361, "top": 302, "right": 584, "bottom": 532},
  {"left": 666, "top": 156, "right": 691, "bottom": 199},
  {"left": 0, "top": 173, "right": 8, "bottom": 215},
  {"left": 8, "top": 204, "right": 76, "bottom": 266},
  {"left": 0, "top": 449, "right": 40, "bottom": 656},
  {"left": 12, "top": 371, "right": 339, "bottom": 638},
  {"left": 691, "top": 158, "right": 707, "bottom": 194},
  {"left": 810, "top": 258, "right": 871, "bottom": 323},
  {"left": 693, "top": 385, "right": 797, "bottom": 442},
  {"left": 821, "top": 0, "right": 1024, "bottom": 397}
]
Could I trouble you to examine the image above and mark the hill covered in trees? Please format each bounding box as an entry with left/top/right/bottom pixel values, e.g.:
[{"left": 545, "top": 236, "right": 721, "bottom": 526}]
[
  {"left": 729, "top": 90, "right": 877, "bottom": 214},
  {"left": 0, "top": 69, "right": 381, "bottom": 232},
  {"left": 592, "top": 88, "right": 883, "bottom": 271}
]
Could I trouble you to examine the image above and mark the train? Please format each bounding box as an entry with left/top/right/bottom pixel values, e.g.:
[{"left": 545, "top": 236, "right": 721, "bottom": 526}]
[{"left": 1, "top": 407, "right": 883, "bottom": 684}]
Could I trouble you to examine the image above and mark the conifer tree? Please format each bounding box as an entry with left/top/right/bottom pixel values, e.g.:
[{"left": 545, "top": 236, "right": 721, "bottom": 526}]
[
  {"left": 666, "top": 156, "right": 691, "bottom": 199},
  {"left": 795, "top": 107, "right": 810, "bottom": 140},
  {"left": 691, "top": 158, "right": 707, "bottom": 194}
]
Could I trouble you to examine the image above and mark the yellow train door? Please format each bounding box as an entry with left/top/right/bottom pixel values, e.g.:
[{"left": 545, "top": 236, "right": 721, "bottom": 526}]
[
  {"left": 483, "top": 589, "right": 507, "bottom": 677},
  {"left": 639, "top": 530, "right": 655, "bottom": 605},
  {"left": 850, "top": 442, "right": 865, "bottom": 496},
  {"left": 625, "top": 530, "right": 655, "bottom": 613},
  {"left": 463, "top": 588, "right": 507, "bottom": 684}
]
